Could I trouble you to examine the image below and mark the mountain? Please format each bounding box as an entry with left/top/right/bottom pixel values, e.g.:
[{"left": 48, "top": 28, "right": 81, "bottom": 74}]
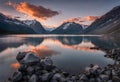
[
  {"left": 23, "top": 20, "right": 46, "bottom": 34},
  {"left": 84, "top": 5, "right": 120, "bottom": 34},
  {"left": 44, "top": 27, "right": 55, "bottom": 33},
  {"left": 0, "top": 13, "right": 37, "bottom": 34},
  {"left": 81, "top": 24, "right": 88, "bottom": 30},
  {"left": 51, "top": 22, "right": 83, "bottom": 34}
]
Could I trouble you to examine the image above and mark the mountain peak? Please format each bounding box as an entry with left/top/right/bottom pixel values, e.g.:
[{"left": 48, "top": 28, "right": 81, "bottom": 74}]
[
  {"left": 23, "top": 20, "right": 39, "bottom": 26},
  {"left": 51, "top": 22, "right": 83, "bottom": 34},
  {"left": 85, "top": 5, "right": 120, "bottom": 34},
  {"left": 112, "top": 5, "right": 120, "bottom": 11}
]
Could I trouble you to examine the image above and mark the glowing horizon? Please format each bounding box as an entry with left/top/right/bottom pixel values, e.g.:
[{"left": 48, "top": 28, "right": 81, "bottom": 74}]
[{"left": 0, "top": 0, "right": 120, "bottom": 28}]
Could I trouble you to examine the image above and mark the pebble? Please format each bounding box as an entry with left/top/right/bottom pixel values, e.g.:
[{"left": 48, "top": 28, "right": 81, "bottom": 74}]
[{"left": 9, "top": 51, "right": 120, "bottom": 82}]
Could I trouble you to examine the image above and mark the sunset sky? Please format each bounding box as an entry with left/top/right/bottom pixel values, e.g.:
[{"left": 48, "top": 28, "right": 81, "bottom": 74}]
[{"left": 0, "top": 0, "right": 120, "bottom": 27}]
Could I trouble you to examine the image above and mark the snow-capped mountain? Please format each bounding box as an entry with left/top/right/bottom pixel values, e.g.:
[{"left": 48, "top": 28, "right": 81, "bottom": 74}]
[
  {"left": 51, "top": 22, "right": 83, "bottom": 34},
  {"left": 0, "top": 13, "right": 36, "bottom": 34},
  {"left": 44, "top": 27, "right": 55, "bottom": 32},
  {"left": 23, "top": 20, "right": 37, "bottom": 26},
  {"left": 23, "top": 20, "right": 46, "bottom": 34},
  {"left": 0, "top": 13, "right": 46, "bottom": 34},
  {"left": 85, "top": 5, "right": 120, "bottom": 34},
  {"left": 81, "top": 24, "right": 88, "bottom": 30}
]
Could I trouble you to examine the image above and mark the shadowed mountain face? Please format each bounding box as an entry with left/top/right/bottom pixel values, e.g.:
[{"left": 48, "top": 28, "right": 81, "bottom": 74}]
[
  {"left": 84, "top": 5, "right": 120, "bottom": 35},
  {"left": 0, "top": 13, "right": 46, "bottom": 34},
  {"left": 51, "top": 22, "right": 83, "bottom": 34},
  {"left": 23, "top": 20, "right": 46, "bottom": 34}
]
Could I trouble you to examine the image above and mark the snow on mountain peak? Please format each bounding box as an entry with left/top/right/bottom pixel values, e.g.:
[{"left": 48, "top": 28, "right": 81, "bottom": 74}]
[
  {"left": 23, "top": 20, "right": 37, "bottom": 26},
  {"left": 63, "top": 22, "right": 74, "bottom": 30}
]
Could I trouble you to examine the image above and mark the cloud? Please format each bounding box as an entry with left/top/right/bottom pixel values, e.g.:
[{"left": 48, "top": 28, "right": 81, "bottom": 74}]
[
  {"left": 26, "top": 45, "right": 60, "bottom": 57},
  {"left": 86, "top": 16, "right": 100, "bottom": 21},
  {"left": 1, "top": 11, "right": 14, "bottom": 18},
  {"left": 63, "top": 16, "right": 100, "bottom": 24},
  {"left": 7, "top": 1, "right": 59, "bottom": 21},
  {"left": 63, "top": 17, "right": 85, "bottom": 24}
]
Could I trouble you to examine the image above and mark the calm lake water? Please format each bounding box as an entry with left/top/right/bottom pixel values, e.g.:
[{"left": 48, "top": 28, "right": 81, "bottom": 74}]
[{"left": 0, "top": 35, "right": 120, "bottom": 82}]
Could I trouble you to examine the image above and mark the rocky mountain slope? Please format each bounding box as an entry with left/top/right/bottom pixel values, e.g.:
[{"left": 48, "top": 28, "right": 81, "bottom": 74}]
[
  {"left": 51, "top": 22, "right": 83, "bottom": 34},
  {"left": 84, "top": 5, "right": 120, "bottom": 35}
]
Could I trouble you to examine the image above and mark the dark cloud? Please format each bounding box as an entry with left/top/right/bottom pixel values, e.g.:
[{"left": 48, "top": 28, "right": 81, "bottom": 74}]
[{"left": 7, "top": 1, "right": 59, "bottom": 21}]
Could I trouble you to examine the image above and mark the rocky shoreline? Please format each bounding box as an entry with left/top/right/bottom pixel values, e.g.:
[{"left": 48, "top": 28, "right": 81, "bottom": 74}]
[{"left": 8, "top": 49, "right": 120, "bottom": 82}]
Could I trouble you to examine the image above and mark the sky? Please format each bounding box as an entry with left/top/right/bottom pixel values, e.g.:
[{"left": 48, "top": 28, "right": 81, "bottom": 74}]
[{"left": 0, "top": 0, "right": 120, "bottom": 28}]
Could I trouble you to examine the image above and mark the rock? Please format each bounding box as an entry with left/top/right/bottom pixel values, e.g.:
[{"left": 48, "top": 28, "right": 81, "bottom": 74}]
[
  {"left": 50, "top": 79, "right": 58, "bottom": 82},
  {"left": 18, "top": 64, "right": 27, "bottom": 73},
  {"left": 34, "top": 66, "right": 43, "bottom": 75},
  {"left": 47, "top": 72, "right": 55, "bottom": 81},
  {"left": 41, "top": 72, "right": 54, "bottom": 81},
  {"left": 79, "top": 74, "right": 88, "bottom": 81},
  {"left": 41, "top": 57, "right": 53, "bottom": 66},
  {"left": 41, "top": 57, "right": 54, "bottom": 71},
  {"left": 12, "top": 72, "right": 22, "bottom": 82},
  {"left": 52, "top": 67, "right": 61, "bottom": 73},
  {"left": 62, "top": 72, "right": 69, "bottom": 78},
  {"left": 113, "top": 76, "right": 120, "bottom": 82},
  {"left": 107, "top": 80, "right": 112, "bottom": 82},
  {"left": 22, "top": 52, "right": 40, "bottom": 65},
  {"left": 10, "top": 51, "right": 120, "bottom": 82},
  {"left": 16, "top": 52, "right": 26, "bottom": 62},
  {"left": 99, "top": 74, "right": 109, "bottom": 81},
  {"left": 29, "top": 74, "right": 38, "bottom": 82},
  {"left": 41, "top": 73, "right": 50, "bottom": 81},
  {"left": 70, "top": 75, "right": 77, "bottom": 81},
  {"left": 89, "top": 78, "right": 95, "bottom": 82},
  {"left": 52, "top": 73, "right": 62, "bottom": 81},
  {"left": 41, "top": 70, "right": 48, "bottom": 74},
  {"left": 27, "top": 66, "right": 34, "bottom": 75}
]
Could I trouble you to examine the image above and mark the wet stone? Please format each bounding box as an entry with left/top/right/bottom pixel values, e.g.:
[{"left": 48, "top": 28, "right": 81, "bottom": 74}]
[
  {"left": 27, "top": 66, "right": 35, "bottom": 75},
  {"left": 9, "top": 51, "right": 120, "bottom": 82},
  {"left": 12, "top": 71, "right": 22, "bottom": 82},
  {"left": 29, "top": 74, "right": 38, "bottom": 82},
  {"left": 21, "top": 52, "right": 40, "bottom": 65},
  {"left": 16, "top": 52, "right": 26, "bottom": 62}
]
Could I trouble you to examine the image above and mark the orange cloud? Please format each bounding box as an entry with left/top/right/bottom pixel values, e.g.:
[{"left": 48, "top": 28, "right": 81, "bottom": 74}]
[
  {"left": 7, "top": 1, "right": 59, "bottom": 21},
  {"left": 63, "top": 16, "right": 100, "bottom": 24},
  {"left": 26, "top": 45, "right": 60, "bottom": 57},
  {"left": 44, "top": 38, "right": 98, "bottom": 52},
  {"left": 86, "top": 16, "right": 100, "bottom": 21},
  {"left": 63, "top": 17, "right": 85, "bottom": 24}
]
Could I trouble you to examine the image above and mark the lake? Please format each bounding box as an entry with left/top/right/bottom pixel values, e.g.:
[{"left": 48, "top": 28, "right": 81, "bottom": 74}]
[{"left": 0, "top": 35, "right": 120, "bottom": 82}]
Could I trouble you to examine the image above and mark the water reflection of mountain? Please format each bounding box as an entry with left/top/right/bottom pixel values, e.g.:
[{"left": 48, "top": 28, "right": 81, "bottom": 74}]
[
  {"left": 0, "top": 36, "right": 44, "bottom": 53},
  {"left": 87, "top": 36, "right": 120, "bottom": 49},
  {"left": 0, "top": 35, "right": 120, "bottom": 54},
  {"left": 57, "top": 36, "right": 83, "bottom": 45},
  {"left": 54, "top": 36, "right": 120, "bottom": 51}
]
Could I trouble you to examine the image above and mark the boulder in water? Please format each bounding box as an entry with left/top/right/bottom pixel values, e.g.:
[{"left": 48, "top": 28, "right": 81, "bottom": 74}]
[{"left": 21, "top": 52, "right": 40, "bottom": 65}]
